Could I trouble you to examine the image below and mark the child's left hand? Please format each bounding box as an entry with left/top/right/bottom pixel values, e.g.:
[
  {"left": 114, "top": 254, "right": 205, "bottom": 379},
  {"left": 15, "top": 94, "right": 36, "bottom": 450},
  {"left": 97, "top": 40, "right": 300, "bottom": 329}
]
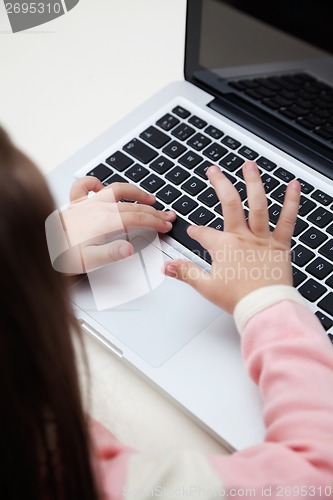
[{"left": 57, "top": 177, "right": 176, "bottom": 274}]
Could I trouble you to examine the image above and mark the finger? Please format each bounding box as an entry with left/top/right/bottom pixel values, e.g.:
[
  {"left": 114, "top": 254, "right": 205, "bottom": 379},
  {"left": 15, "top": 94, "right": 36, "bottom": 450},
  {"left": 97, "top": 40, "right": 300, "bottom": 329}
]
[
  {"left": 242, "top": 161, "right": 270, "bottom": 238},
  {"left": 70, "top": 177, "right": 104, "bottom": 203},
  {"left": 186, "top": 224, "right": 221, "bottom": 257},
  {"left": 117, "top": 202, "right": 176, "bottom": 221},
  {"left": 93, "top": 182, "right": 157, "bottom": 205},
  {"left": 164, "top": 259, "right": 213, "bottom": 300},
  {"left": 119, "top": 211, "right": 174, "bottom": 234},
  {"left": 81, "top": 240, "right": 134, "bottom": 272},
  {"left": 273, "top": 180, "right": 301, "bottom": 246},
  {"left": 206, "top": 165, "right": 248, "bottom": 233}
]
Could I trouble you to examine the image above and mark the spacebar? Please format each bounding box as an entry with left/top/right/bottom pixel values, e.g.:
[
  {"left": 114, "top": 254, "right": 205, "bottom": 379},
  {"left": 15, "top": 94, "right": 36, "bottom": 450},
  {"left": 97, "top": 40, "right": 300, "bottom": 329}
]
[{"left": 168, "top": 216, "right": 211, "bottom": 264}]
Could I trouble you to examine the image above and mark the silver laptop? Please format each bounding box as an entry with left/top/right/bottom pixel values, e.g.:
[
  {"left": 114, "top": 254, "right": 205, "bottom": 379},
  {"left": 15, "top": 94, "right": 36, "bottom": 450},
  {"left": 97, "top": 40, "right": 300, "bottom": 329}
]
[{"left": 47, "top": 0, "right": 333, "bottom": 451}]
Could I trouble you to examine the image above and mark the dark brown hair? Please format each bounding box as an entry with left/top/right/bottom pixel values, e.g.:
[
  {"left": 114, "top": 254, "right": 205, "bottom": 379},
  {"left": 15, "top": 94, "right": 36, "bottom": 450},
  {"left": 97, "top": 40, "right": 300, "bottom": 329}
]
[{"left": 0, "top": 128, "right": 101, "bottom": 499}]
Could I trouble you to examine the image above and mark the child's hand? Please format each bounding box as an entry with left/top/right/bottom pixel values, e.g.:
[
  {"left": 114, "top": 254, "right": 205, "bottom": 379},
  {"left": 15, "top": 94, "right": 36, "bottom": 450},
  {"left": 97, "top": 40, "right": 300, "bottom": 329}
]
[
  {"left": 164, "top": 162, "right": 301, "bottom": 314},
  {"left": 58, "top": 177, "right": 176, "bottom": 273}
]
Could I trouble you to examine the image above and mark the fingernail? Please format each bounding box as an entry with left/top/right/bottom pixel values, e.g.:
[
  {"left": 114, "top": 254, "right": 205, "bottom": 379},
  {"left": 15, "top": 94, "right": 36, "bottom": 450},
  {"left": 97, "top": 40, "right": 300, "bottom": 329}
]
[
  {"left": 165, "top": 210, "right": 176, "bottom": 219},
  {"left": 244, "top": 161, "right": 257, "bottom": 172},
  {"left": 119, "top": 243, "right": 131, "bottom": 258},
  {"left": 290, "top": 179, "right": 301, "bottom": 191},
  {"left": 207, "top": 165, "right": 220, "bottom": 175},
  {"left": 165, "top": 262, "right": 178, "bottom": 277}
]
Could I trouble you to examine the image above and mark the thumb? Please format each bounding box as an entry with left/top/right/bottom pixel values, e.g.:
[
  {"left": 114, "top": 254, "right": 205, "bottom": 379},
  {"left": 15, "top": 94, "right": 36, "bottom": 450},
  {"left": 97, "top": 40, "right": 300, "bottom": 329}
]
[
  {"left": 82, "top": 240, "right": 133, "bottom": 272},
  {"left": 164, "top": 259, "right": 212, "bottom": 299}
]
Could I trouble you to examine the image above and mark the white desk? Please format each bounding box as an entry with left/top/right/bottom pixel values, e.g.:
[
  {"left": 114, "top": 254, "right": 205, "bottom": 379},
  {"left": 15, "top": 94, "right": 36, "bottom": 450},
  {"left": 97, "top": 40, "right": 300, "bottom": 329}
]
[{"left": 0, "top": 0, "right": 229, "bottom": 455}]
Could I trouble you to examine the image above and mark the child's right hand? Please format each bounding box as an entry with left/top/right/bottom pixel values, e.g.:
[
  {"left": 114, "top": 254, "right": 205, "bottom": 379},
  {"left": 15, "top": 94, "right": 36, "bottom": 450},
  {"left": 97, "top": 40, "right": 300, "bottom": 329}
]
[{"left": 164, "top": 162, "right": 301, "bottom": 314}]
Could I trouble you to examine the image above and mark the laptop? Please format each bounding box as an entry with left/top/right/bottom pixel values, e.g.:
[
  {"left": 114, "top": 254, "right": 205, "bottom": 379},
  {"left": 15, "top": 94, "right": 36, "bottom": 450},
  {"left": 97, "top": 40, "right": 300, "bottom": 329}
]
[{"left": 47, "top": 0, "right": 333, "bottom": 451}]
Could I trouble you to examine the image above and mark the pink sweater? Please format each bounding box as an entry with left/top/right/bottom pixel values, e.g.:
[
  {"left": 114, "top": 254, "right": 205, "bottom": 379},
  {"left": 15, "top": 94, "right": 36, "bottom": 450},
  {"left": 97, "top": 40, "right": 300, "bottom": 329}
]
[{"left": 89, "top": 290, "right": 333, "bottom": 499}]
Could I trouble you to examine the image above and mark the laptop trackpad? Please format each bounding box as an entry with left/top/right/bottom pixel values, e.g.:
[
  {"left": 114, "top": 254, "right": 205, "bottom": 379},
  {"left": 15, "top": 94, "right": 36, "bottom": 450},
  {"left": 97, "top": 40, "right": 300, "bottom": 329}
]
[{"left": 71, "top": 237, "right": 223, "bottom": 367}]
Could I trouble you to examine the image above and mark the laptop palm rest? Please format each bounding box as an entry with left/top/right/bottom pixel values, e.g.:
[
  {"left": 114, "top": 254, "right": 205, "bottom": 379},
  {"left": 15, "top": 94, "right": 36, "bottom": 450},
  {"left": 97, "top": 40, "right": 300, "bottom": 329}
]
[{"left": 70, "top": 235, "right": 224, "bottom": 367}]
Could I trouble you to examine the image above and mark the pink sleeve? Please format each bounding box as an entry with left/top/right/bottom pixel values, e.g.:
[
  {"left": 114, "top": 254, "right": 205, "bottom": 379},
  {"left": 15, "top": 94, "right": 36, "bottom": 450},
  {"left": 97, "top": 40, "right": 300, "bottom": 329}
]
[
  {"left": 209, "top": 300, "right": 333, "bottom": 496},
  {"left": 89, "top": 301, "right": 333, "bottom": 499}
]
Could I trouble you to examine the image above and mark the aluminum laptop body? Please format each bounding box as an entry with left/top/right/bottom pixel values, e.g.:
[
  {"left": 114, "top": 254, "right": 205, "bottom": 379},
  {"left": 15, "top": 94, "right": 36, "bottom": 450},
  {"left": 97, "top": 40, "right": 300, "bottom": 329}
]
[{"left": 47, "top": 0, "right": 333, "bottom": 451}]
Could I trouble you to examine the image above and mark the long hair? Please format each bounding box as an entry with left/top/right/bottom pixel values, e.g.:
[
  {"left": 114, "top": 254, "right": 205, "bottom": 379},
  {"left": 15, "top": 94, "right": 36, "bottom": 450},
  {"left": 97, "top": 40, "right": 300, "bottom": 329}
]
[{"left": 0, "top": 128, "right": 101, "bottom": 499}]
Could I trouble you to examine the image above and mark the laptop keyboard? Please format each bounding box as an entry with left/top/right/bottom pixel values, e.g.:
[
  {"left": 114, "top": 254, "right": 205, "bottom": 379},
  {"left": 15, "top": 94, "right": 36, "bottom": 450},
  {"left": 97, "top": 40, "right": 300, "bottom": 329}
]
[
  {"left": 85, "top": 104, "right": 333, "bottom": 340},
  {"left": 229, "top": 73, "right": 333, "bottom": 143}
]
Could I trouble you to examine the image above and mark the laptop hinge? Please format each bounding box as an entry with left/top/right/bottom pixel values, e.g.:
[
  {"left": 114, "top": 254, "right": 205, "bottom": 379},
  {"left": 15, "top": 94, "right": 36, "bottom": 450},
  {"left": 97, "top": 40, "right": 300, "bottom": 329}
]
[{"left": 209, "top": 93, "right": 333, "bottom": 181}]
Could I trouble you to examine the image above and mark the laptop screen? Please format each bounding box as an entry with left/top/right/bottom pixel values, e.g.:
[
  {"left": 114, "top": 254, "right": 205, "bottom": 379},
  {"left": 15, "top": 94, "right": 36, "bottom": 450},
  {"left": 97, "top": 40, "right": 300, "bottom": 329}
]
[{"left": 186, "top": 0, "right": 333, "bottom": 86}]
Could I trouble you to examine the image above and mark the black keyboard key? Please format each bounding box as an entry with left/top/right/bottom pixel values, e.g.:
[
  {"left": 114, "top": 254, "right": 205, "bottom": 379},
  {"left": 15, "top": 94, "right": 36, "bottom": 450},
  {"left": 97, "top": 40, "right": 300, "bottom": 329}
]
[
  {"left": 209, "top": 218, "right": 224, "bottom": 231},
  {"left": 125, "top": 164, "right": 149, "bottom": 182},
  {"left": 205, "top": 125, "right": 223, "bottom": 139},
  {"left": 306, "top": 257, "right": 333, "bottom": 280},
  {"left": 256, "top": 156, "right": 277, "bottom": 172},
  {"left": 220, "top": 153, "right": 243, "bottom": 171},
  {"left": 156, "top": 113, "right": 180, "bottom": 131},
  {"left": 156, "top": 184, "right": 181, "bottom": 204},
  {"left": 297, "top": 117, "right": 314, "bottom": 130},
  {"left": 203, "top": 143, "right": 228, "bottom": 162},
  {"left": 245, "top": 89, "right": 262, "bottom": 100},
  {"left": 168, "top": 216, "right": 211, "bottom": 264},
  {"left": 86, "top": 163, "right": 113, "bottom": 182},
  {"left": 194, "top": 160, "right": 212, "bottom": 180},
  {"left": 263, "top": 98, "right": 281, "bottom": 110},
  {"left": 261, "top": 173, "right": 279, "bottom": 193},
  {"left": 238, "top": 146, "right": 259, "bottom": 161},
  {"left": 271, "top": 184, "right": 287, "bottom": 204},
  {"left": 150, "top": 156, "right": 174, "bottom": 174},
  {"left": 221, "top": 170, "right": 236, "bottom": 184},
  {"left": 299, "top": 227, "right": 328, "bottom": 249},
  {"left": 162, "top": 140, "right": 187, "bottom": 159},
  {"left": 327, "top": 223, "right": 333, "bottom": 236},
  {"left": 319, "top": 240, "right": 333, "bottom": 263},
  {"left": 293, "top": 218, "right": 309, "bottom": 236},
  {"left": 221, "top": 135, "right": 241, "bottom": 150},
  {"left": 165, "top": 166, "right": 190, "bottom": 185},
  {"left": 172, "top": 106, "right": 190, "bottom": 119},
  {"left": 292, "top": 244, "right": 315, "bottom": 267},
  {"left": 292, "top": 266, "right": 307, "bottom": 287},
  {"left": 189, "top": 207, "right": 215, "bottom": 226},
  {"left": 124, "top": 139, "right": 158, "bottom": 164},
  {"left": 274, "top": 167, "right": 295, "bottom": 183},
  {"left": 152, "top": 200, "right": 164, "bottom": 211},
  {"left": 308, "top": 207, "right": 333, "bottom": 228},
  {"left": 198, "top": 187, "right": 219, "bottom": 208},
  {"left": 188, "top": 115, "right": 207, "bottom": 129},
  {"left": 298, "top": 196, "right": 316, "bottom": 216},
  {"left": 215, "top": 203, "right": 222, "bottom": 216},
  {"left": 234, "top": 181, "right": 247, "bottom": 201},
  {"left": 318, "top": 293, "right": 333, "bottom": 317},
  {"left": 178, "top": 151, "right": 203, "bottom": 169},
  {"left": 172, "top": 196, "right": 198, "bottom": 216},
  {"left": 269, "top": 203, "right": 282, "bottom": 225},
  {"left": 182, "top": 177, "right": 206, "bottom": 196},
  {"left": 297, "top": 178, "right": 314, "bottom": 194},
  {"left": 314, "top": 127, "right": 333, "bottom": 140},
  {"left": 103, "top": 173, "right": 128, "bottom": 185},
  {"left": 315, "top": 312, "right": 333, "bottom": 331},
  {"left": 311, "top": 189, "right": 333, "bottom": 206},
  {"left": 171, "top": 123, "right": 195, "bottom": 141},
  {"left": 106, "top": 151, "right": 134, "bottom": 172},
  {"left": 326, "top": 273, "right": 333, "bottom": 289},
  {"left": 187, "top": 133, "right": 211, "bottom": 151},
  {"left": 140, "top": 174, "right": 165, "bottom": 193},
  {"left": 140, "top": 126, "right": 170, "bottom": 148},
  {"left": 299, "top": 279, "right": 327, "bottom": 302}
]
